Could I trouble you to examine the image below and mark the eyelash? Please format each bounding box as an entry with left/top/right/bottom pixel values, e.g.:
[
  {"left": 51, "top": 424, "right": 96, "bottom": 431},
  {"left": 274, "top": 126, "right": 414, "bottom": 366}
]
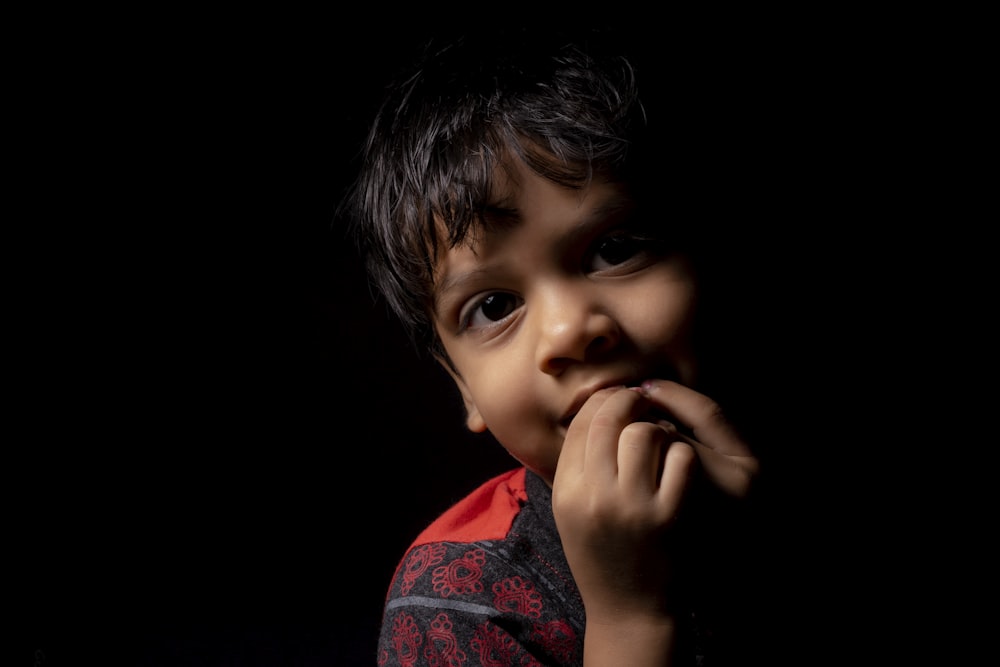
[
  {"left": 457, "top": 228, "right": 665, "bottom": 332},
  {"left": 458, "top": 292, "right": 523, "bottom": 331},
  {"left": 588, "top": 229, "right": 661, "bottom": 270}
]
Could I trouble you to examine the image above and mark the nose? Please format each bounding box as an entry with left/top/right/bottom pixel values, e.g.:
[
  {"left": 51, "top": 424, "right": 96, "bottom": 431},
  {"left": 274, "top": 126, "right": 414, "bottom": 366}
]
[{"left": 534, "top": 282, "right": 621, "bottom": 375}]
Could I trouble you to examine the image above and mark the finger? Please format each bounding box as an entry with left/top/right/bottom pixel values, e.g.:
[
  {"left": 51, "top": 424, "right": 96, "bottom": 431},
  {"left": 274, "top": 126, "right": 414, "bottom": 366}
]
[
  {"left": 583, "top": 388, "right": 649, "bottom": 482},
  {"left": 655, "top": 424, "right": 755, "bottom": 498},
  {"left": 639, "top": 380, "right": 753, "bottom": 457},
  {"left": 641, "top": 381, "right": 759, "bottom": 498},
  {"left": 656, "top": 439, "right": 697, "bottom": 513},
  {"left": 616, "top": 420, "right": 670, "bottom": 494},
  {"left": 557, "top": 386, "right": 623, "bottom": 477}
]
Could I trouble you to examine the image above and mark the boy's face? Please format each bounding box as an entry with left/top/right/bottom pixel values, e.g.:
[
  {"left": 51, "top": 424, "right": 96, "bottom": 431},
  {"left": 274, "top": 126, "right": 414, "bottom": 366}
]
[{"left": 431, "top": 159, "right": 699, "bottom": 487}]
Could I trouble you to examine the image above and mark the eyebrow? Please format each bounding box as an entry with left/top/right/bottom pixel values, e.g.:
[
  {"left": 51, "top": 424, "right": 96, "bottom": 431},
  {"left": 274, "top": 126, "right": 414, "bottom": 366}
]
[
  {"left": 554, "top": 194, "right": 637, "bottom": 250},
  {"left": 434, "top": 267, "right": 491, "bottom": 310},
  {"left": 479, "top": 203, "right": 521, "bottom": 232},
  {"left": 432, "top": 190, "right": 635, "bottom": 311},
  {"left": 479, "top": 192, "right": 634, "bottom": 242}
]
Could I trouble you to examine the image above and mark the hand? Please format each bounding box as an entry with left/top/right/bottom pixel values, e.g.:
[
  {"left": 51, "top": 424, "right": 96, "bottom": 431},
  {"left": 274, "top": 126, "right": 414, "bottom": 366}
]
[
  {"left": 552, "top": 385, "right": 693, "bottom": 624},
  {"left": 551, "top": 380, "right": 760, "bottom": 623},
  {"left": 637, "top": 379, "right": 759, "bottom": 500}
]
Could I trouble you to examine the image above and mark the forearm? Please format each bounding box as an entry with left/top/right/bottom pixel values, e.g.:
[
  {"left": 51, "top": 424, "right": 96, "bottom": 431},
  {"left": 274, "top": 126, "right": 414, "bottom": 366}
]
[{"left": 583, "top": 611, "right": 680, "bottom": 667}]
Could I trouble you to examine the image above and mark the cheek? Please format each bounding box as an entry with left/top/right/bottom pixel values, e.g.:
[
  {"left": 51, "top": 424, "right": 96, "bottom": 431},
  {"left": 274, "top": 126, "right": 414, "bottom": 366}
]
[
  {"left": 462, "top": 356, "right": 562, "bottom": 476},
  {"left": 626, "top": 279, "right": 700, "bottom": 377},
  {"left": 468, "top": 361, "right": 537, "bottom": 435}
]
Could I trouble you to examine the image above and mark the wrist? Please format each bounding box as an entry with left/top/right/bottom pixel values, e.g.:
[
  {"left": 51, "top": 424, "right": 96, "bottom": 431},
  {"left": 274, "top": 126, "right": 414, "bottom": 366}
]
[{"left": 583, "top": 611, "right": 680, "bottom": 667}]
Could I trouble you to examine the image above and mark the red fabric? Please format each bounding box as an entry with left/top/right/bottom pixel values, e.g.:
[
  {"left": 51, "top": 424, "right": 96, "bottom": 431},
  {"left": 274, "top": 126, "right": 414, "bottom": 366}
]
[{"left": 409, "top": 467, "right": 528, "bottom": 547}]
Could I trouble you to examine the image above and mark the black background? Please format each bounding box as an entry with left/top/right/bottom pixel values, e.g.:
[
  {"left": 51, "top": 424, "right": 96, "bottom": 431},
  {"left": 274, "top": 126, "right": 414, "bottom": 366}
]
[
  {"left": 15, "top": 14, "right": 980, "bottom": 667},
  {"left": 15, "top": 21, "right": 538, "bottom": 667}
]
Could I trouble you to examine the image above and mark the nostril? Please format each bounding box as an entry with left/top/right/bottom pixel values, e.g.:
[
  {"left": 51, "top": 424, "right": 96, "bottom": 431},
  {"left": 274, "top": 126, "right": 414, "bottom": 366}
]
[
  {"left": 589, "top": 335, "right": 609, "bottom": 349},
  {"left": 540, "top": 356, "right": 572, "bottom": 376},
  {"left": 585, "top": 334, "right": 616, "bottom": 358}
]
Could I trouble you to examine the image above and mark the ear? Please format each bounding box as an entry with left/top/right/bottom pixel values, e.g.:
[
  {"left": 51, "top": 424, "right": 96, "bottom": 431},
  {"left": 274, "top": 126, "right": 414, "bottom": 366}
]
[{"left": 435, "top": 355, "right": 488, "bottom": 433}]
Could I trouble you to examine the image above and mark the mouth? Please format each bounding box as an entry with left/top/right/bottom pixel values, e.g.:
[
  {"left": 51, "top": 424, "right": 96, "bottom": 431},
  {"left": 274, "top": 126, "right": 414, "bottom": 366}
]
[
  {"left": 558, "top": 368, "right": 685, "bottom": 430},
  {"left": 559, "top": 379, "right": 640, "bottom": 429}
]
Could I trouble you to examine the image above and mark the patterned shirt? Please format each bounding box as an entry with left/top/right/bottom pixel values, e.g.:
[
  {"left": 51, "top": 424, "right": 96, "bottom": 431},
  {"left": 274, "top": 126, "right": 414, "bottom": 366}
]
[{"left": 375, "top": 467, "right": 711, "bottom": 666}]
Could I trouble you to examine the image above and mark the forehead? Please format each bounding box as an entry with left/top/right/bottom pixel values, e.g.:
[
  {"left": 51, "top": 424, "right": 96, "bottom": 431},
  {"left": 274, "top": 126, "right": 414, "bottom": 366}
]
[
  {"left": 430, "top": 165, "right": 633, "bottom": 294},
  {"left": 440, "top": 155, "right": 630, "bottom": 250}
]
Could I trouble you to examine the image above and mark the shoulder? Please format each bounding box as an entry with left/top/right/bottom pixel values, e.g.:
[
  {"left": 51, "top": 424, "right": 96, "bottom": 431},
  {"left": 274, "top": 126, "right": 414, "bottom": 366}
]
[
  {"left": 409, "top": 467, "right": 529, "bottom": 547},
  {"left": 382, "top": 466, "right": 579, "bottom": 610},
  {"left": 377, "top": 469, "right": 585, "bottom": 664}
]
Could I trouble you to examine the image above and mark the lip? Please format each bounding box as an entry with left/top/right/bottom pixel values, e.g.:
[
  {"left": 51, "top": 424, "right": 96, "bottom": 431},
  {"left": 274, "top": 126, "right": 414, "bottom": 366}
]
[{"left": 559, "top": 378, "right": 637, "bottom": 427}]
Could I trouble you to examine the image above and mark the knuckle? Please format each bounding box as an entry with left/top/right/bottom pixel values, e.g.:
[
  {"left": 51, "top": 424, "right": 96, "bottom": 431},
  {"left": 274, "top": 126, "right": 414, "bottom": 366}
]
[{"left": 620, "top": 420, "right": 667, "bottom": 445}]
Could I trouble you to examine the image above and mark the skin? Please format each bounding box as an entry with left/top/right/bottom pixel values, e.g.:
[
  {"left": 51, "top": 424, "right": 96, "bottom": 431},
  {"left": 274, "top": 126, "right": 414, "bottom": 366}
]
[{"left": 430, "top": 157, "right": 759, "bottom": 666}]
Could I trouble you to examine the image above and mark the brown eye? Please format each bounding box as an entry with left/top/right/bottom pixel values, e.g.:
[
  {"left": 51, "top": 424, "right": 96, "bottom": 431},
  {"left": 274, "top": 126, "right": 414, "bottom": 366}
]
[
  {"left": 480, "top": 294, "right": 517, "bottom": 321},
  {"left": 462, "top": 292, "right": 523, "bottom": 330},
  {"left": 594, "top": 234, "right": 641, "bottom": 266},
  {"left": 588, "top": 229, "right": 664, "bottom": 272}
]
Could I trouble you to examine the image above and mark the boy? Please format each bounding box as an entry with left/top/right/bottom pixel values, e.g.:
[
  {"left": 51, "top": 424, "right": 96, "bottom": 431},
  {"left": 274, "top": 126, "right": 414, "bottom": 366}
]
[{"left": 341, "top": 27, "right": 763, "bottom": 666}]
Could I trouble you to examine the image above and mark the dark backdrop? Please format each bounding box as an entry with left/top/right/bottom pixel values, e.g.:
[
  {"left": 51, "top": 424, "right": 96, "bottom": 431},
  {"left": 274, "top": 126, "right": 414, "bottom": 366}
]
[
  {"left": 16, "top": 16, "right": 965, "bottom": 667},
  {"left": 18, "top": 23, "right": 520, "bottom": 666}
]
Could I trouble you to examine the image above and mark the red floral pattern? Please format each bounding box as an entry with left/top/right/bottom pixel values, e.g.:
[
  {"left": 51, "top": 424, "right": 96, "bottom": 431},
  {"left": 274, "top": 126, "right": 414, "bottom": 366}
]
[
  {"left": 390, "top": 614, "right": 423, "bottom": 667},
  {"left": 492, "top": 576, "right": 542, "bottom": 618},
  {"left": 401, "top": 544, "right": 447, "bottom": 595},
  {"left": 432, "top": 549, "right": 486, "bottom": 597},
  {"left": 424, "top": 613, "right": 467, "bottom": 667},
  {"left": 470, "top": 621, "right": 518, "bottom": 666},
  {"left": 379, "top": 471, "right": 587, "bottom": 665},
  {"left": 531, "top": 620, "right": 576, "bottom": 663}
]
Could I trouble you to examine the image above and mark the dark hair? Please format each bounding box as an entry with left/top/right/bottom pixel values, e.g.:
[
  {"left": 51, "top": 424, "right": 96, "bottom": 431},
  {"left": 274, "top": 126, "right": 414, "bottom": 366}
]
[{"left": 340, "top": 28, "right": 662, "bottom": 357}]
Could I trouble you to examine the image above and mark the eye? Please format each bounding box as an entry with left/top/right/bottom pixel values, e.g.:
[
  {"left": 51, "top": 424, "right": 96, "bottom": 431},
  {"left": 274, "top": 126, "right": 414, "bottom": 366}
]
[
  {"left": 588, "top": 230, "right": 663, "bottom": 272},
  {"left": 461, "top": 292, "right": 524, "bottom": 331}
]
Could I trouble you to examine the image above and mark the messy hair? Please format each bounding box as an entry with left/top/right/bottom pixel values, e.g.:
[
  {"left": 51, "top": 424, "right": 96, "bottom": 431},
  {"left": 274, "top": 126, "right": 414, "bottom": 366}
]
[{"left": 341, "top": 28, "right": 656, "bottom": 357}]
